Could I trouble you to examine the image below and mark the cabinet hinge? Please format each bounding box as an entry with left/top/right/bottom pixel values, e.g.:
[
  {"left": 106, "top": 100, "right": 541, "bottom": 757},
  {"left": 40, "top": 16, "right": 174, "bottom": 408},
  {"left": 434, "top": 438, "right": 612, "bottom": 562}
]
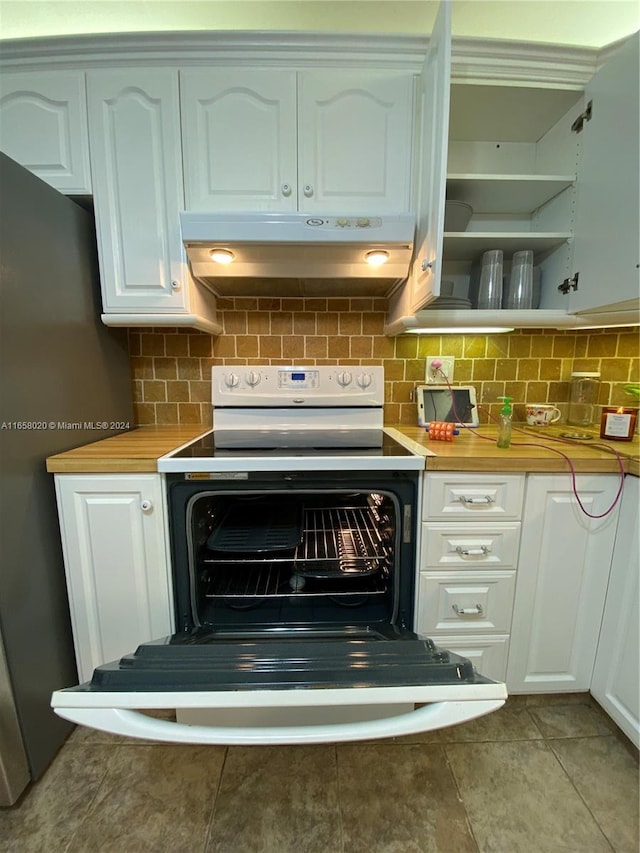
[
  {"left": 571, "top": 100, "right": 592, "bottom": 133},
  {"left": 558, "top": 272, "right": 580, "bottom": 295}
]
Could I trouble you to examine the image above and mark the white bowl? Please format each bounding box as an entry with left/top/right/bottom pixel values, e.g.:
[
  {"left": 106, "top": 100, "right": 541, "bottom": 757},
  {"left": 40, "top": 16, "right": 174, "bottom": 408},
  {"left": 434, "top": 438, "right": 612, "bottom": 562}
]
[{"left": 444, "top": 200, "right": 473, "bottom": 232}]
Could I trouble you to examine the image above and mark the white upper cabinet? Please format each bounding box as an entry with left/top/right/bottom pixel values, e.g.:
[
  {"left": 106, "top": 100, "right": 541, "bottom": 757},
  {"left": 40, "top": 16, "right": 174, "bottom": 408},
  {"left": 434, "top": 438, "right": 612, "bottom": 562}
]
[
  {"left": 568, "top": 32, "right": 639, "bottom": 315},
  {"left": 0, "top": 71, "right": 91, "bottom": 194},
  {"left": 180, "top": 69, "right": 297, "bottom": 211},
  {"left": 181, "top": 68, "right": 414, "bottom": 214},
  {"left": 297, "top": 71, "right": 413, "bottom": 213},
  {"left": 87, "top": 69, "right": 190, "bottom": 312}
]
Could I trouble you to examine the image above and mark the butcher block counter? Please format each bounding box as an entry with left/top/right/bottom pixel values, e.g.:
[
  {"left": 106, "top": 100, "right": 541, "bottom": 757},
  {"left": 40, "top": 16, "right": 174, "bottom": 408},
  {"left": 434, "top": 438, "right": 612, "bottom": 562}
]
[{"left": 46, "top": 422, "right": 640, "bottom": 476}]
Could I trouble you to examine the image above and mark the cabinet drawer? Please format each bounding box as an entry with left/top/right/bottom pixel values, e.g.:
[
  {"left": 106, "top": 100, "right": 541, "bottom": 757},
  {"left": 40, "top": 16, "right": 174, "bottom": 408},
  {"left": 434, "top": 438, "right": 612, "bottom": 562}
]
[
  {"left": 416, "top": 571, "right": 515, "bottom": 635},
  {"left": 423, "top": 473, "right": 524, "bottom": 521},
  {"left": 432, "top": 635, "right": 510, "bottom": 682},
  {"left": 420, "top": 522, "right": 521, "bottom": 570}
]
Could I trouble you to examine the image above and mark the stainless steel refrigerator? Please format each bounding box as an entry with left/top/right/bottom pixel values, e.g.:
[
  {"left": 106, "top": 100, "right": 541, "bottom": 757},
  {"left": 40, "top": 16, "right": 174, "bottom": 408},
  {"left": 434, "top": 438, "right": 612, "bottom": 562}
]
[{"left": 0, "top": 153, "right": 133, "bottom": 805}]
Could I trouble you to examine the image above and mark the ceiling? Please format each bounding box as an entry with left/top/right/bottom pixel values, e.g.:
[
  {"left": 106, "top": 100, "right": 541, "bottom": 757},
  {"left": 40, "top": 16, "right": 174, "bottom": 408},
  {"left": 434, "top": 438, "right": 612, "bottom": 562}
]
[{"left": 1, "top": 0, "right": 638, "bottom": 48}]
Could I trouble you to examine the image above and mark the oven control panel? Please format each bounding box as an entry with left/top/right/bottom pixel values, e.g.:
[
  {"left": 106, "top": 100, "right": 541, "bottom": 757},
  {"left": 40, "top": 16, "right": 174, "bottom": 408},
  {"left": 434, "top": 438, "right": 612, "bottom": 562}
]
[{"left": 212, "top": 365, "right": 384, "bottom": 407}]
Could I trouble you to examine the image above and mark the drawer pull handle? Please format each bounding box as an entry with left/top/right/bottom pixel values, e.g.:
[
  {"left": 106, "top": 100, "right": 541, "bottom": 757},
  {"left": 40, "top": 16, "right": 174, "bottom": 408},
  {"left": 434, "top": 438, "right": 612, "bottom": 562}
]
[
  {"left": 455, "top": 546, "right": 490, "bottom": 557},
  {"left": 459, "top": 496, "right": 494, "bottom": 506},
  {"left": 453, "top": 603, "right": 484, "bottom": 617}
]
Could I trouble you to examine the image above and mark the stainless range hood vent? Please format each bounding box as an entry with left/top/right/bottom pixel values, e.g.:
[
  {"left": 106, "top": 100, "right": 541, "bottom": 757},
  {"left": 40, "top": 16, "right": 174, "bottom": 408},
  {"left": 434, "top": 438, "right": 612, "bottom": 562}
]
[{"left": 180, "top": 212, "right": 415, "bottom": 297}]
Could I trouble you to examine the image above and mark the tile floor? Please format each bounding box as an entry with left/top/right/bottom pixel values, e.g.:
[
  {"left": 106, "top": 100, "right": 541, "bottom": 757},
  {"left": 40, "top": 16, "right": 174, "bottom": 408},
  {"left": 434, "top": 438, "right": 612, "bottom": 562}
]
[{"left": 1, "top": 694, "right": 638, "bottom": 853}]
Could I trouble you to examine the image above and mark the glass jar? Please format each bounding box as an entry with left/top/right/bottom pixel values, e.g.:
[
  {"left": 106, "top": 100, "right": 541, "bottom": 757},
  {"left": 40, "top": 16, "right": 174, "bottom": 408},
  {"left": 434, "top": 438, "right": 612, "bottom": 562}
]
[{"left": 567, "top": 372, "right": 601, "bottom": 426}]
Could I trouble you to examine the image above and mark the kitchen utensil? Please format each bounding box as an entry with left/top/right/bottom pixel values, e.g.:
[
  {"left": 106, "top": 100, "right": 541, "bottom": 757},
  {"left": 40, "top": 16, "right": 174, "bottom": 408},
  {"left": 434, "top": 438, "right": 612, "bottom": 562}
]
[{"left": 525, "top": 403, "right": 561, "bottom": 426}]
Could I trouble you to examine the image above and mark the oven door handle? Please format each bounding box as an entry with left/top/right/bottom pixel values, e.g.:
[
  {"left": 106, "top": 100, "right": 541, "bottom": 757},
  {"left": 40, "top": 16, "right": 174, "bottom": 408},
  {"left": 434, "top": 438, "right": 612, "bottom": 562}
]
[{"left": 54, "top": 700, "right": 504, "bottom": 745}]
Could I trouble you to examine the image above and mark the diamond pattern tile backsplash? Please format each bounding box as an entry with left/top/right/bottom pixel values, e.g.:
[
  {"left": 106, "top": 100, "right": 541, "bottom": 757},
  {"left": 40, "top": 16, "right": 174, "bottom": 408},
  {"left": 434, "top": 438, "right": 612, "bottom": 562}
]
[{"left": 128, "top": 297, "right": 639, "bottom": 427}]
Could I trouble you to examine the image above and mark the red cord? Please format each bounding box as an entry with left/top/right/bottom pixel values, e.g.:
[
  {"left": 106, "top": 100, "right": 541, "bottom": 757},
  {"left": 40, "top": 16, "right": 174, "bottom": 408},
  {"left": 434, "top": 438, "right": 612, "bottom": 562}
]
[{"left": 434, "top": 367, "right": 625, "bottom": 519}]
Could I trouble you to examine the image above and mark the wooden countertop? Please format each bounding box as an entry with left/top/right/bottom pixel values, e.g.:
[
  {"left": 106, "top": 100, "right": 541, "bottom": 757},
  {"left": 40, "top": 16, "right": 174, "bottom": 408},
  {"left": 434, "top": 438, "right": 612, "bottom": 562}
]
[
  {"left": 45, "top": 425, "right": 208, "bottom": 473},
  {"left": 46, "top": 423, "right": 639, "bottom": 476},
  {"left": 390, "top": 425, "right": 640, "bottom": 475}
]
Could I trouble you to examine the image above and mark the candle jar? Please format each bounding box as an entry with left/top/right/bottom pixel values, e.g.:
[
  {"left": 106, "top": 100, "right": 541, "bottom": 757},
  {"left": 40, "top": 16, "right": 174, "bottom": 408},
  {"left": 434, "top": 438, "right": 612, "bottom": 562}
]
[{"left": 600, "top": 407, "right": 638, "bottom": 441}]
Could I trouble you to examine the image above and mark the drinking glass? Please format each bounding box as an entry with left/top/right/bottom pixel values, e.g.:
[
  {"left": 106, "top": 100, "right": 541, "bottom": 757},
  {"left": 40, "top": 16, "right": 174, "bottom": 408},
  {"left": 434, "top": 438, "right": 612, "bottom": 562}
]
[
  {"left": 505, "top": 250, "right": 534, "bottom": 309},
  {"left": 477, "top": 249, "right": 503, "bottom": 309}
]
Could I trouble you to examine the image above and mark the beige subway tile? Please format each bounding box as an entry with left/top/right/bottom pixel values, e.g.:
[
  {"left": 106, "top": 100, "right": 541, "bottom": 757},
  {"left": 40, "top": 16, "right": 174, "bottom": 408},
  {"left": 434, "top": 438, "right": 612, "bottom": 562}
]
[
  {"left": 531, "top": 336, "right": 553, "bottom": 357},
  {"left": 549, "top": 381, "right": 571, "bottom": 402},
  {"left": 155, "top": 403, "right": 179, "bottom": 425},
  {"left": 293, "top": 313, "right": 316, "bottom": 335},
  {"left": 539, "top": 359, "right": 562, "bottom": 380},
  {"left": 154, "top": 357, "right": 178, "bottom": 380},
  {"left": 587, "top": 334, "right": 619, "bottom": 358},
  {"left": 140, "top": 333, "right": 165, "bottom": 356},
  {"left": 130, "top": 356, "right": 154, "bottom": 381},
  {"left": 259, "top": 337, "right": 282, "bottom": 358},
  {"left": 143, "top": 380, "right": 166, "bottom": 402},
  {"left": 246, "top": 313, "right": 270, "bottom": 335},
  {"left": 213, "top": 336, "right": 236, "bottom": 358},
  {"left": 405, "top": 359, "right": 425, "bottom": 382},
  {"left": 600, "top": 357, "right": 632, "bottom": 381},
  {"left": 176, "top": 358, "right": 202, "bottom": 380},
  {"left": 178, "top": 403, "right": 203, "bottom": 424},
  {"left": 384, "top": 359, "right": 406, "bottom": 381},
  {"left": 517, "top": 359, "right": 539, "bottom": 380},
  {"left": 188, "top": 380, "right": 211, "bottom": 403},
  {"left": 189, "top": 335, "right": 215, "bottom": 358},
  {"left": 284, "top": 298, "right": 305, "bottom": 312},
  {"left": 304, "top": 298, "right": 327, "bottom": 312},
  {"left": 480, "top": 381, "right": 505, "bottom": 404},
  {"left": 509, "top": 336, "right": 531, "bottom": 358},
  {"left": 339, "top": 313, "right": 362, "bottom": 336},
  {"left": 133, "top": 402, "right": 155, "bottom": 425},
  {"left": 216, "top": 298, "right": 234, "bottom": 311},
  {"left": 233, "top": 298, "right": 258, "bottom": 311},
  {"left": 526, "top": 381, "right": 548, "bottom": 402},
  {"left": 553, "top": 335, "right": 576, "bottom": 358},
  {"left": 327, "top": 298, "right": 350, "bottom": 312},
  {"left": 473, "top": 359, "right": 496, "bottom": 381},
  {"left": 166, "top": 381, "right": 190, "bottom": 403},
  {"left": 223, "top": 311, "right": 248, "bottom": 335},
  {"left": 306, "top": 336, "right": 329, "bottom": 358},
  {"left": 505, "top": 381, "right": 527, "bottom": 402},
  {"left": 391, "top": 381, "right": 414, "bottom": 403},
  {"left": 486, "top": 336, "right": 510, "bottom": 358},
  {"left": 571, "top": 358, "right": 601, "bottom": 373},
  {"left": 236, "top": 335, "right": 260, "bottom": 358},
  {"left": 630, "top": 358, "right": 640, "bottom": 382},
  {"left": 200, "top": 403, "right": 213, "bottom": 426},
  {"left": 271, "top": 312, "right": 293, "bottom": 335},
  {"left": 463, "top": 336, "right": 486, "bottom": 358},
  {"left": 164, "top": 334, "right": 190, "bottom": 357},
  {"left": 351, "top": 336, "right": 373, "bottom": 358},
  {"left": 574, "top": 335, "right": 589, "bottom": 357},
  {"left": 372, "top": 335, "right": 395, "bottom": 359},
  {"left": 417, "top": 335, "right": 439, "bottom": 358},
  {"left": 362, "top": 312, "right": 386, "bottom": 335},
  {"left": 395, "top": 336, "right": 418, "bottom": 359},
  {"left": 257, "top": 298, "right": 281, "bottom": 311},
  {"left": 131, "top": 378, "right": 143, "bottom": 404},
  {"left": 455, "top": 360, "right": 473, "bottom": 382},
  {"left": 398, "top": 403, "right": 417, "bottom": 425},
  {"left": 384, "top": 402, "right": 401, "bottom": 423},
  {"left": 327, "top": 336, "right": 350, "bottom": 359},
  {"left": 351, "top": 298, "right": 374, "bottom": 312},
  {"left": 128, "top": 331, "right": 141, "bottom": 356},
  {"left": 283, "top": 335, "right": 306, "bottom": 360},
  {"left": 317, "top": 312, "right": 340, "bottom": 335},
  {"left": 440, "top": 336, "right": 464, "bottom": 358},
  {"left": 495, "top": 358, "right": 517, "bottom": 380},
  {"left": 617, "top": 332, "right": 640, "bottom": 357}
]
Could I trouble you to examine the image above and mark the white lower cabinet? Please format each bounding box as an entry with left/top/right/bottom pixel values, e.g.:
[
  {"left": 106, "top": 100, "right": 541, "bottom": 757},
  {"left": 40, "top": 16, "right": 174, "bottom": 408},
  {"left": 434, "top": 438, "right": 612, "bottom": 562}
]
[
  {"left": 591, "top": 475, "right": 639, "bottom": 748},
  {"left": 54, "top": 474, "right": 173, "bottom": 683},
  {"left": 506, "top": 473, "right": 620, "bottom": 694},
  {"left": 416, "top": 473, "right": 524, "bottom": 681}
]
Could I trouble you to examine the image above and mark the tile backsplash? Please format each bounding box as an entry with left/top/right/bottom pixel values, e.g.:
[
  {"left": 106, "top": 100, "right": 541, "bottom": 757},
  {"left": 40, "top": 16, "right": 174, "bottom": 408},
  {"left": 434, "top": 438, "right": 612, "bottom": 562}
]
[{"left": 129, "top": 297, "right": 639, "bottom": 427}]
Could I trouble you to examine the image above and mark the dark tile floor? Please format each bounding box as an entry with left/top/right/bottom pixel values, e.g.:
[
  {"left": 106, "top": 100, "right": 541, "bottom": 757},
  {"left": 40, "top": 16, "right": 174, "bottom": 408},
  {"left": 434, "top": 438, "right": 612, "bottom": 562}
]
[{"left": 1, "top": 694, "right": 637, "bottom": 853}]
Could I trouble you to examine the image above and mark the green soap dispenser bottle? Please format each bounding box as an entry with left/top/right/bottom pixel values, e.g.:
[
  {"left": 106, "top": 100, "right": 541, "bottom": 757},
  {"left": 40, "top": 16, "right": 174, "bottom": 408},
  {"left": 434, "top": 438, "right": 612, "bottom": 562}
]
[{"left": 496, "top": 396, "right": 513, "bottom": 449}]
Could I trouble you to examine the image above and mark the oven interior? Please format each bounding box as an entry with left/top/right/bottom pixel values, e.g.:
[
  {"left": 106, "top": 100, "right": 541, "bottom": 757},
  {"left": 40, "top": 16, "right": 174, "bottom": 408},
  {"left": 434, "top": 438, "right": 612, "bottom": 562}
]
[{"left": 168, "top": 474, "right": 418, "bottom": 636}]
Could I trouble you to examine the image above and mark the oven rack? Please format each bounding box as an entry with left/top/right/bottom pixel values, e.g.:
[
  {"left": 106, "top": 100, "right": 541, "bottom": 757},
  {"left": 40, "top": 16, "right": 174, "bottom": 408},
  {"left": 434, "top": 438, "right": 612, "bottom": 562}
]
[
  {"left": 202, "top": 504, "right": 391, "bottom": 577},
  {"left": 202, "top": 561, "right": 389, "bottom": 600}
]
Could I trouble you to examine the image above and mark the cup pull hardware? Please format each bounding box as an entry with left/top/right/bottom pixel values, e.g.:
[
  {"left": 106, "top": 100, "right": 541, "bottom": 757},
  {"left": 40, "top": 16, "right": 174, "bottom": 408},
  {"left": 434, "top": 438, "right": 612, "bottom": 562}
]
[
  {"left": 459, "top": 495, "right": 494, "bottom": 506},
  {"left": 452, "top": 603, "right": 484, "bottom": 617},
  {"left": 455, "top": 546, "right": 490, "bottom": 557}
]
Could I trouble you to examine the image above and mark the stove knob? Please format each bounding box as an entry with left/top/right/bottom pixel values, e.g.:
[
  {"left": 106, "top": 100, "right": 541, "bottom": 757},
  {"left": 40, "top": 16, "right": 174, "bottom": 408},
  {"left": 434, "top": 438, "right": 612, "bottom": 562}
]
[
  {"left": 224, "top": 372, "right": 240, "bottom": 389},
  {"left": 336, "top": 371, "right": 352, "bottom": 387},
  {"left": 357, "top": 372, "right": 373, "bottom": 388},
  {"left": 245, "top": 370, "right": 261, "bottom": 387}
]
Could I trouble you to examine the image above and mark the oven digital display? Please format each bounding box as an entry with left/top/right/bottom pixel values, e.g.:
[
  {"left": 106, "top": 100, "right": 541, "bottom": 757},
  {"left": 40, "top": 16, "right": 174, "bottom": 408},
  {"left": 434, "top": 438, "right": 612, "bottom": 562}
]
[{"left": 278, "top": 369, "right": 319, "bottom": 389}]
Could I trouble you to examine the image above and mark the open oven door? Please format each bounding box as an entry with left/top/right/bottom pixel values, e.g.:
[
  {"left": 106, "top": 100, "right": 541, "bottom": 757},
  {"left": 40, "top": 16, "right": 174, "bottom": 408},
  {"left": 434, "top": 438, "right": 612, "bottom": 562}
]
[{"left": 51, "top": 627, "right": 506, "bottom": 745}]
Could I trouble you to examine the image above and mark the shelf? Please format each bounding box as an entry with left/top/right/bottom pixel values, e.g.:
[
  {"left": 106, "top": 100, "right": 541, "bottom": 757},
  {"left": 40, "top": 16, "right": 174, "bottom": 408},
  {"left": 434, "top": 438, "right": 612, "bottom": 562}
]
[
  {"left": 446, "top": 174, "right": 575, "bottom": 214},
  {"left": 443, "top": 232, "right": 571, "bottom": 261}
]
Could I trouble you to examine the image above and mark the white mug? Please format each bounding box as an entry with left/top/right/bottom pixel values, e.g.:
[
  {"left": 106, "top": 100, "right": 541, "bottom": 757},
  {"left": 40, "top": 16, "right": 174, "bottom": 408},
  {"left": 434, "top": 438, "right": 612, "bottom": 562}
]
[{"left": 526, "top": 403, "right": 561, "bottom": 426}]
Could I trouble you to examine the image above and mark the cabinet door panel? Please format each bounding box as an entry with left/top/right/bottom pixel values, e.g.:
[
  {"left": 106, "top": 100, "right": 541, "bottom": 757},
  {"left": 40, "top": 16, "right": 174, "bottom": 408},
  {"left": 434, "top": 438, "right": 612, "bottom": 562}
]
[
  {"left": 570, "top": 33, "right": 639, "bottom": 313},
  {"left": 298, "top": 71, "right": 413, "bottom": 213},
  {"left": 0, "top": 71, "right": 91, "bottom": 193},
  {"left": 507, "top": 474, "right": 619, "bottom": 693},
  {"left": 417, "top": 571, "right": 515, "bottom": 635},
  {"left": 181, "top": 69, "right": 297, "bottom": 211},
  {"left": 55, "top": 475, "right": 173, "bottom": 682},
  {"left": 421, "top": 522, "right": 521, "bottom": 570},
  {"left": 87, "top": 70, "right": 187, "bottom": 310}
]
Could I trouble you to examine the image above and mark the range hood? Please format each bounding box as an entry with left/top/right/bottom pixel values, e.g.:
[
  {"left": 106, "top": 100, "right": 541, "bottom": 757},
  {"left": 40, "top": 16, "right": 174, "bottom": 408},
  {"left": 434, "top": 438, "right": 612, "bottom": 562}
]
[{"left": 180, "top": 212, "right": 415, "bottom": 298}]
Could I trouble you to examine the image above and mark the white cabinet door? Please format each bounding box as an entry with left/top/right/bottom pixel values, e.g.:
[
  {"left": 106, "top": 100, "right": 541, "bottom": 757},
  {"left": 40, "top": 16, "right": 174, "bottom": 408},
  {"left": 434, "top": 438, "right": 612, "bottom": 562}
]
[
  {"left": 0, "top": 71, "right": 91, "bottom": 194},
  {"left": 55, "top": 474, "right": 173, "bottom": 683},
  {"left": 569, "top": 32, "right": 639, "bottom": 314},
  {"left": 87, "top": 69, "right": 188, "bottom": 311},
  {"left": 297, "top": 70, "right": 414, "bottom": 213},
  {"left": 507, "top": 474, "right": 620, "bottom": 693},
  {"left": 407, "top": 0, "right": 450, "bottom": 312},
  {"left": 591, "top": 476, "right": 639, "bottom": 748},
  {"left": 180, "top": 69, "right": 297, "bottom": 211}
]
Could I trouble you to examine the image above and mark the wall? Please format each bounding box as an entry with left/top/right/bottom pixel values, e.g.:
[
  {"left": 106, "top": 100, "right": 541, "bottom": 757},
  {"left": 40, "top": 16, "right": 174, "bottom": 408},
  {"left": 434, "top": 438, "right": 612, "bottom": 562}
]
[{"left": 129, "top": 297, "right": 639, "bottom": 427}]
